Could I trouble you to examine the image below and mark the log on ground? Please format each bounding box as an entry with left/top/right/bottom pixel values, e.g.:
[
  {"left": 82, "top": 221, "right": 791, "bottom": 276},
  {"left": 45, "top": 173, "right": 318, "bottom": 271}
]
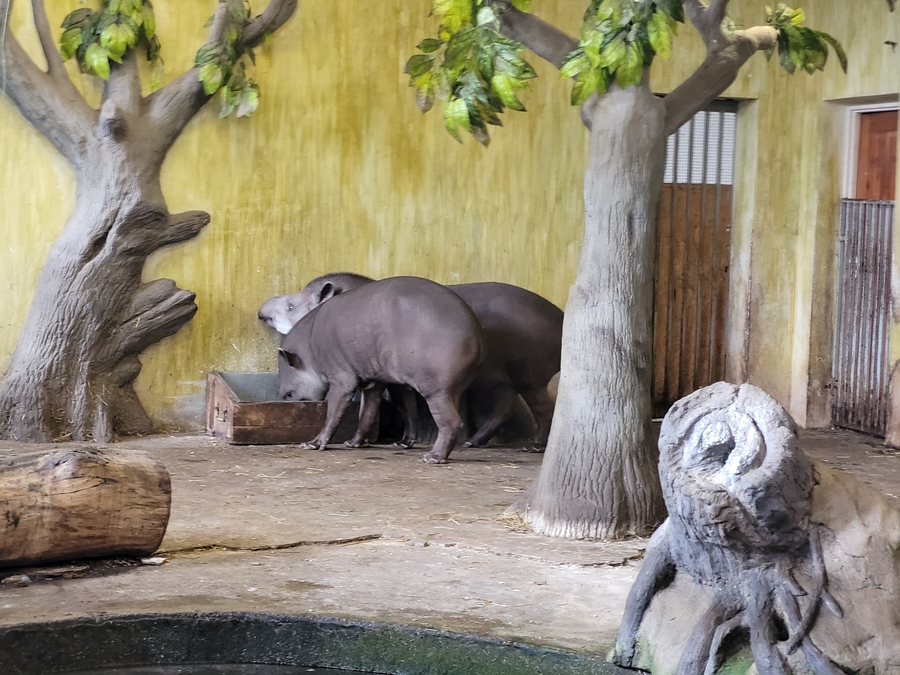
[{"left": 0, "top": 446, "right": 171, "bottom": 568}]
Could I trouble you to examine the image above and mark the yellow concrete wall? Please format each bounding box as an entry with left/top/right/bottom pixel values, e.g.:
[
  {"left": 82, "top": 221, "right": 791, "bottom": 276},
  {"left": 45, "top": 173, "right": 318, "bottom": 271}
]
[{"left": 0, "top": 0, "right": 897, "bottom": 428}]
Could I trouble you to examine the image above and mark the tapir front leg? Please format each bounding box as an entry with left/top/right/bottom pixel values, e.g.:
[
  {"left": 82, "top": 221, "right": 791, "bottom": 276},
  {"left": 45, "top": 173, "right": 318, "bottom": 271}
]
[{"left": 300, "top": 381, "right": 357, "bottom": 450}]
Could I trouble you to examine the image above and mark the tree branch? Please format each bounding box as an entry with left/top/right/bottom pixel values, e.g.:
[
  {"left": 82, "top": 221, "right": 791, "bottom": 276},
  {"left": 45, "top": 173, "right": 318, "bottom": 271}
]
[
  {"left": 662, "top": 12, "right": 776, "bottom": 136},
  {"left": 240, "top": 0, "right": 298, "bottom": 50},
  {"left": 497, "top": 5, "right": 578, "bottom": 69},
  {"left": 145, "top": 0, "right": 299, "bottom": 150},
  {"left": 31, "top": 0, "right": 67, "bottom": 80},
  {"left": 0, "top": 4, "right": 96, "bottom": 167},
  {"left": 107, "top": 279, "right": 198, "bottom": 361}
]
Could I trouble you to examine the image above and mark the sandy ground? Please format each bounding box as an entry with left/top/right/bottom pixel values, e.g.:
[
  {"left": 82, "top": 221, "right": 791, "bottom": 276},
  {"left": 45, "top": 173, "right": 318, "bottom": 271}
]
[{"left": 0, "top": 428, "right": 898, "bottom": 657}]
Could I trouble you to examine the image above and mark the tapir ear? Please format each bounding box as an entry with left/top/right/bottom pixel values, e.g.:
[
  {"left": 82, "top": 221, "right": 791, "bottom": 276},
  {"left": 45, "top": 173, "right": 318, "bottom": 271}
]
[
  {"left": 278, "top": 348, "right": 302, "bottom": 370},
  {"left": 318, "top": 282, "right": 335, "bottom": 303}
]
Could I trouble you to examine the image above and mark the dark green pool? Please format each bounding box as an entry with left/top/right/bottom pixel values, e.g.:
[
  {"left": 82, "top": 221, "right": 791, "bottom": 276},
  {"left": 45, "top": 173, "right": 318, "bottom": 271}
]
[{"left": 0, "top": 613, "right": 624, "bottom": 675}]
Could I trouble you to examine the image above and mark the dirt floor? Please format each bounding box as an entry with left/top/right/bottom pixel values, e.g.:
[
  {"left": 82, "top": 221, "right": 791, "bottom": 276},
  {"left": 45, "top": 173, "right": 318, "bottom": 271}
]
[{"left": 1, "top": 428, "right": 898, "bottom": 659}]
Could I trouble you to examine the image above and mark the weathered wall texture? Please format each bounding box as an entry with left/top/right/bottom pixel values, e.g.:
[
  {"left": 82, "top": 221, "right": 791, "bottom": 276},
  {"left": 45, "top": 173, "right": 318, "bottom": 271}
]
[{"left": 0, "top": 0, "right": 897, "bottom": 429}]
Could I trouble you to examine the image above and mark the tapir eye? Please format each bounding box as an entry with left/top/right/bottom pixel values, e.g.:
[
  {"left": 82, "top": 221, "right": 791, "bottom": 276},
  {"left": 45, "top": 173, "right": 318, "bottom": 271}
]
[
  {"left": 287, "top": 304, "right": 294, "bottom": 311},
  {"left": 283, "top": 391, "right": 294, "bottom": 401}
]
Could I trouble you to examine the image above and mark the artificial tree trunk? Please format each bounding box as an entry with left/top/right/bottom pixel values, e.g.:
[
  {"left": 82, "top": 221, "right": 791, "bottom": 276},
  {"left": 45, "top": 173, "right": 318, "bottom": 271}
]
[
  {"left": 511, "top": 82, "right": 667, "bottom": 539},
  {"left": 0, "top": 0, "right": 297, "bottom": 442},
  {"left": 497, "top": 2, "right": 777, "bottom": 540}
]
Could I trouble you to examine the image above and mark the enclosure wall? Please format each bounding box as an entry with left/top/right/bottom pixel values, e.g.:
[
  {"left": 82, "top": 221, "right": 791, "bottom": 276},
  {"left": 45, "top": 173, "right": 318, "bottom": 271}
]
[{"left": 0, "top": 0, "right": 897, "bottom": 428}]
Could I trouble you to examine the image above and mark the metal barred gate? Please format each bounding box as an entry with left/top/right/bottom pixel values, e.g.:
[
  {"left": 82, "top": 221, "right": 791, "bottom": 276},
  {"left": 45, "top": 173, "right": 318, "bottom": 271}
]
[
  {"left": 832, "top": 200, "right": 895, "bottom": 435},
  {"left": 652, "top": 102, "right": 737, "bottom": 416}
]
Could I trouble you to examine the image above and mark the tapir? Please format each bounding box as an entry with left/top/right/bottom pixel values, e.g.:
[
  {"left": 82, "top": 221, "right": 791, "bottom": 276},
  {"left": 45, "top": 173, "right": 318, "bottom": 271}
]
[
  {"left": 261, "top": 272, "right": 563, "bottom": 450},
  {"left": 277, "top": 276, "right": 485, "bottom": 464}
]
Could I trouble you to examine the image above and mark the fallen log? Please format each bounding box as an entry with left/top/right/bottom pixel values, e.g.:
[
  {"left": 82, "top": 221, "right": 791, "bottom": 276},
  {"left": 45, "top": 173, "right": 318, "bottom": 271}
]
[{"left": 0, "top": 446, "right": 171, "bottom": 568}]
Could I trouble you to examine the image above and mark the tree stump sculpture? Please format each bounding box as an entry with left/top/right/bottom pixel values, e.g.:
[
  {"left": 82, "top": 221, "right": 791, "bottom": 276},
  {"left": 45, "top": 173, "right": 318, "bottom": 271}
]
[{"left": 612, "top": 383, "right": 844, "bottom": 675}]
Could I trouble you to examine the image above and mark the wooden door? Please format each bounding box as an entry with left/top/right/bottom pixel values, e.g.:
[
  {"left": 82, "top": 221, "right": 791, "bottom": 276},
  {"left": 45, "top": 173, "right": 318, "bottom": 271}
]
[
  {"left": 652, "top": 103, "right": 737, "bottom": 416},
  {"left": 856, "top": 110, "right": 898, "bottom": 201}
]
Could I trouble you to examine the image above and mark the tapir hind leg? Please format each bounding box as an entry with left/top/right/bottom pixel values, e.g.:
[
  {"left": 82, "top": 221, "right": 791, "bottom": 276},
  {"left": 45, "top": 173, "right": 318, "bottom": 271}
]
[
  {"left": 463, "top": 384, "right": 518, "bottom": 448},
  {"left": 520, "top": 386, "right": 555, "bottom": 451},
  {"left": 421, "top": 392, "right": 465, "bottom": 464},
  {"left": 397, "top": 386, "right": 420, "bottom": 448},
  {"left": 346, "top": 383, "right": 384, "bottom": 448}
]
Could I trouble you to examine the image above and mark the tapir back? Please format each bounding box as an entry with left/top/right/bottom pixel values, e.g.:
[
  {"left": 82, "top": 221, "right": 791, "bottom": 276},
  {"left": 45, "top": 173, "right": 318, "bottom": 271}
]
[{"left": 286, "top": 277, "right": 485, "bottom": 400}]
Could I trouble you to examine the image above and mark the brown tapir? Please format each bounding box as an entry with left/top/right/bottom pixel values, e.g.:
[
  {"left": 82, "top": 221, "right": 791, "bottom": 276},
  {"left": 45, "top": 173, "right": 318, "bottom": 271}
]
[
  {"left": 261, "top": 272, "right": 563, "bottom": 450},
  {"left": 277, "top": 276, "right": 485, "bottom": 464}
]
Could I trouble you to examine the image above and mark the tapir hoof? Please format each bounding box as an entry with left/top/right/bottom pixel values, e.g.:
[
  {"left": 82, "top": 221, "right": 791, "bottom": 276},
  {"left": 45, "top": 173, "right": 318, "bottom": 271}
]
[
  {"left": 518, "top": 445, "right": 546, "bottom": 454},
  {"left": 299, "top": 442, "right": 318, "bottom": 450},
  {"left": 420, "top": 452, "right": 448, "bottom": 465},
  {"left": 391, "top": 440, "right": 416, "bottom": 449},
  {"left": 344, "top": 438, "right": 370, "bottom": 448}
]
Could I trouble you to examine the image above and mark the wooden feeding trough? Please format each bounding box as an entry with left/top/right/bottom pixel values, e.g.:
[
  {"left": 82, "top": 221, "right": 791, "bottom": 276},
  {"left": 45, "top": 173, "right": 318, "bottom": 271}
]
[{"left": 206, "top": 372, "right": 361, "bottom": 445}]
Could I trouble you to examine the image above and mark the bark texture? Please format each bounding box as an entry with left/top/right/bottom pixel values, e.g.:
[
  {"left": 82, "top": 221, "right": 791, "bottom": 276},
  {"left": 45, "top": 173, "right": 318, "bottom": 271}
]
[
  {"left": 497, "top": 0, "right": 780, "bottom": 540},
  {"left": 0, "top": 446, "right": 171, "bottom": 567},
  {"left": 511, "top": 83, "right": 668, "bottom": 539},
  {"left": 0, "top": 0, "right": 297, "bottom": 442}
]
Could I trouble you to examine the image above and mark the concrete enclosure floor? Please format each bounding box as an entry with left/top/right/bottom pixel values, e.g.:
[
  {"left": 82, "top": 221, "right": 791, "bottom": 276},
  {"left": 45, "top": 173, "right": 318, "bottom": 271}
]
[{"left": 0, "top": 428, "right": 898, "bottom": 659}]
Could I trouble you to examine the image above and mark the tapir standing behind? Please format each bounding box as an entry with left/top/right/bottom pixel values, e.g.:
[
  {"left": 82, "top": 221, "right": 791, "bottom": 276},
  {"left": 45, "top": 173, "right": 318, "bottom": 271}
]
[{"left": 277, "top": 276, "right": 485, "bottom": 464}]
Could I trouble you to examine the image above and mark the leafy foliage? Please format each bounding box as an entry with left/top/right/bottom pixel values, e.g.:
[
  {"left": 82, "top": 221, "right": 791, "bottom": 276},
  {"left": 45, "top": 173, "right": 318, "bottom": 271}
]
[
  {"left": 764, "top": 4, "right": 847, "bottom": 75},
  {"left": 560, "top": 0, "right": 683, "bottom": 105},
  {"left": 404, "top": 0, "right": 537, "bottom": 145},
  {"left": 196, "top": 0, "right": 262, "bottom": 118},
  {"left": 409, "top": 1, "right": 850, "bottom": 144},
  {"left": 59, "top": 0, "right": 264, "bottom": 117},
  {"left": 59, "top": 0, "right": 161, "bottom": 85}
]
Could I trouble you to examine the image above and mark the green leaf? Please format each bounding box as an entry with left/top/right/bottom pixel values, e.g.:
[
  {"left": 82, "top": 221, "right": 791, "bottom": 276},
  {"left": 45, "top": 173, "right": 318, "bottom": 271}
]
[
  {"left": 404, "top": 54, "right": 435, "bottom": 78},
  {"left": 615, "top": 40, "right": 643, "bottom": 88},
  {"left": 788, "top": 7, "right": 805, "bottom": 25},
  {"left": 648, "top": 10, "right": 671, "bottom": 58},
  {"left": 236, "top": 84, "right": 260, "bottom": 117},
  {"left": 150, "top": 61, "right": 164, "bottom": 91},
  {"left": 491, "top": 73, "right": 525, "bottom": 111},
  {"left": 195, "top": 44, "right": 220, "bottom": 67},
  {"left": 494, "top": 49, "right": 537, "bottom": 79},
  {"left": 814, "top": 29, "right": 848, "bottom": 73},
  {"left": 560, "top": 48, "right": 590, "bottom": 79},
  {"left": 443, "top": 97, "right": 466, "bottom": 142},
  {"left": 62, "top": 7, "right": 94, "bottom": 29},
  {"left": 415, "top": 78, "right": 435, "bottom": 113},
  {"left": 598, "top": 36, "right": 626, "bottom": 69},
  {"left": 655, "top": 0, "right": 684, "bottom": 23},
  {"left": 199, "top": 62, "right": 224, "bottom": 95},
  {"left": 85, "top": 42, "right": 110, "bottom": 79},
  {"left": 141, "top": 4, "right": 156, "bottom": 38},
  {"left": 417, "top": 38, "right": 443, "bottom": 53},
  {"left": 60, "top": 27, "right": 83, "bottom": 61},
  {"left": 570, "top": 67, "right": 598, "bottom": 106}
]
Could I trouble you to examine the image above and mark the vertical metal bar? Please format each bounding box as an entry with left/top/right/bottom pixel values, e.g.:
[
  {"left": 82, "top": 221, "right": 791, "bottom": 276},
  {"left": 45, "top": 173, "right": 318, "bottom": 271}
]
[
  {"left": 692, "top": 112, "right": 710, "bottom": 390},
  {"left": 832, "top": 200, "right": 849, "bottom": 426},
  {"left": 664, "top": 129, "right": 680, "bottom": 406},
  {"left": 708, "top": 112, "right": 725, "bottom": 384},
  {"left": 678, "top": 116, "right": 696, "bottom": 400},
  {"left": 846, "top": 201, "right": 866, "bottom": 429}
]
